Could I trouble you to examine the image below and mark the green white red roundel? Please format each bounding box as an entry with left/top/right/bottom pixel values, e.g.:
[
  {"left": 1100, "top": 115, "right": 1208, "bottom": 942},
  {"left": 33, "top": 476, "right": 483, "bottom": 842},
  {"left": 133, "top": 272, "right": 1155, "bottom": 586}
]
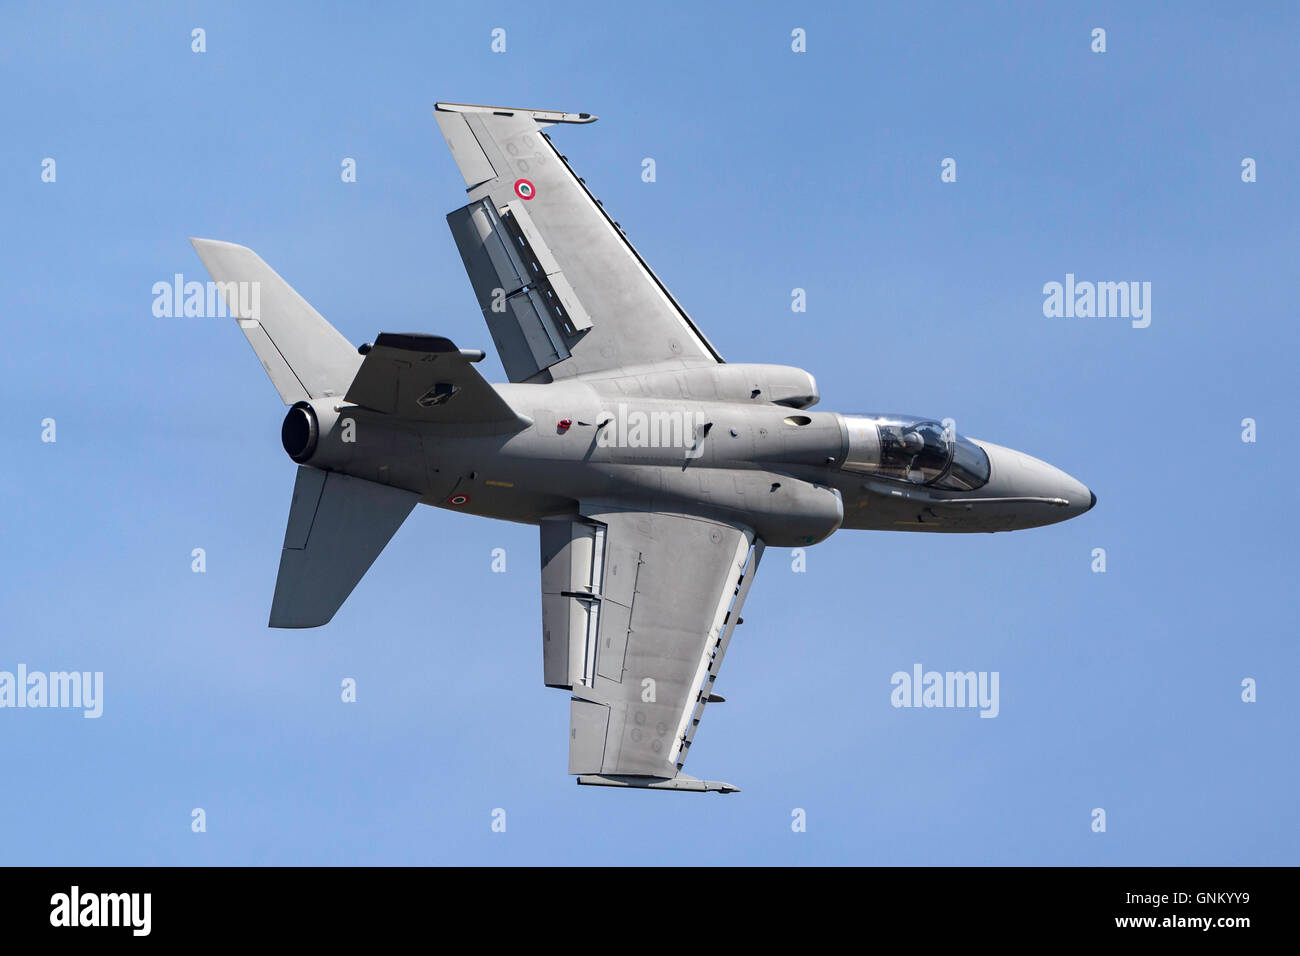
[
  {"left": 448, "top": 493, "right": 470, "bottom": 506},
  {"left": 513, "top": 179, "right": 536, "bottom": 200}
]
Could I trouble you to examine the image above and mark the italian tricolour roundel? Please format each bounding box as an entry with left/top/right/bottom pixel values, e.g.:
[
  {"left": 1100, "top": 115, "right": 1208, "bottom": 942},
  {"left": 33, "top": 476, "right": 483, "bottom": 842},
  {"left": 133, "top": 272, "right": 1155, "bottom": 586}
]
[
  {"left": 448, "top": 493, "right": 471, "bottom": 506},
  {"left": 513, "top": 178, "right": 536, "bottom": 200}
]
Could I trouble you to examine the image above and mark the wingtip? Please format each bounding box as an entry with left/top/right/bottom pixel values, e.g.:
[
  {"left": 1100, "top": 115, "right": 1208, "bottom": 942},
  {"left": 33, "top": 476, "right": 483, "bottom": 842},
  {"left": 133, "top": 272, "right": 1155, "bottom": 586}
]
[
  {"left": 190, "top": 237, "right": 232, "bottom": 262},
  {"left": 576, "top": 773, "right": 740, "bottom": 793},
  {"left": 434, "top": 101, "right": 597, "bottom": 124},
  {"left": 190, "top": 237, "right": 245, "bottom": 251},
  {"left": 269, "top": 608, "right": 336, "bottom": 629}
]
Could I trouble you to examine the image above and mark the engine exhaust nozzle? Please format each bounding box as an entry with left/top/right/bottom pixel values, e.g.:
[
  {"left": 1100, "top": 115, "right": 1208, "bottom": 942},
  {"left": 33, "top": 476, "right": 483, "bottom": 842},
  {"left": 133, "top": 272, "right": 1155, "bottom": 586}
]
[{"left": 281, "top": 401, "right": 319, "bottom": 463}]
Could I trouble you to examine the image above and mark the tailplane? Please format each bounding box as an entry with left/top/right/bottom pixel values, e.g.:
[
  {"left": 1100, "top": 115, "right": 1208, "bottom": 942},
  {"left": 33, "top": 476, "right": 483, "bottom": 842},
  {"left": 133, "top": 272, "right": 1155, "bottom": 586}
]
[{"left": 270, "top": 466, "right": 419, "bottom": 628}]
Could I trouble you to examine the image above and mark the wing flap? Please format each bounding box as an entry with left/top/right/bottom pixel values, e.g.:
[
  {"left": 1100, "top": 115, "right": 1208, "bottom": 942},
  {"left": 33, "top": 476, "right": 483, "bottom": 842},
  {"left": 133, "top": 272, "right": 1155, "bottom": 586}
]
[{"left": 446, "top": 198, "right": 594, "bottom": 381}]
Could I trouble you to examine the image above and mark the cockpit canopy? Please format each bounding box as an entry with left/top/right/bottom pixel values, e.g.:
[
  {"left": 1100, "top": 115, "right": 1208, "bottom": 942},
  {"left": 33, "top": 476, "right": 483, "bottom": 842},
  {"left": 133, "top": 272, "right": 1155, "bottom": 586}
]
[{"left": 841, "top": 415, "right": 990, "bottom": 491}]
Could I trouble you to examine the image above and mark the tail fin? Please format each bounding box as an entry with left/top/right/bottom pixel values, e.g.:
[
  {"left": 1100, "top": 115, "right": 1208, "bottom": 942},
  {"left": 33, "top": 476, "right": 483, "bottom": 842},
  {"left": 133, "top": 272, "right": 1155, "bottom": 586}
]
[
  {"left": 271, "top": 466, "right": 419, "bottom": 628},
  {"left": 190, "top": 239, "right": 362, "bottom": 404},
  {"left": 345, "top": 332, "right": 530, "bottom": 431}
]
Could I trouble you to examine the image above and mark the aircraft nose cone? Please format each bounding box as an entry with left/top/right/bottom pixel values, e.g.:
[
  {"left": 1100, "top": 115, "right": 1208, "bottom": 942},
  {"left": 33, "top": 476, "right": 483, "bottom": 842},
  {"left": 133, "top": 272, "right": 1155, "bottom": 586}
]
[
  {"left": 974, "top": 441, "right": 1094, "bottom": 526},
  {"left": 1087, "top": 490, "right": 1097, "bottom": 512},
  {"left": 1059, "top": 473, "right": 1092, "bottom": 516}
]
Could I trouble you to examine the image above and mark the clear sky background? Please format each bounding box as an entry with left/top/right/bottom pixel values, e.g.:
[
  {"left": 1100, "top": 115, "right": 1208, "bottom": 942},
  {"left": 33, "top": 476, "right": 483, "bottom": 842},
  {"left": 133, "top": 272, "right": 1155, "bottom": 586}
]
[{"left": 2, "top": 1, "right": 1296, "bottom": 865}]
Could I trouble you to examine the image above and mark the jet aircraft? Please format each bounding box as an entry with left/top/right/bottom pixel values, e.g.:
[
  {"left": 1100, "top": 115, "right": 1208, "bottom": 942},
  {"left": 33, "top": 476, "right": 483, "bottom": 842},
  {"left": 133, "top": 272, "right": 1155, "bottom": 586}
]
[{"left": 191, "top": 102, "right": 1095, "bottom": 793}]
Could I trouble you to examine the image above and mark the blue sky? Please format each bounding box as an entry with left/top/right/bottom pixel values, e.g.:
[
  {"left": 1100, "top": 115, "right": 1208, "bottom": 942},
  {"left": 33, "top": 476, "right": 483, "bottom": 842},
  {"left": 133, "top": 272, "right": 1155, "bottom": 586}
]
[{"left": 1, "top": 1, "right": 1296, "bottom": 864}]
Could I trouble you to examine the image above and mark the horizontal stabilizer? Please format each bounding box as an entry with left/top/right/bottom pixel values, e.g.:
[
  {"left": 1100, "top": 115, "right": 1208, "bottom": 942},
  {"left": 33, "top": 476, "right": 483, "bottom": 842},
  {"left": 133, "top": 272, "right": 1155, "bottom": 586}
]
[
  {"left": 270, "top": 466, "right": 419, "bottom": 628},
  {"left": 345, "top": 332, "right": 529, "bottom": 430},
  {"left": 190, "top": 239, "right": 361, "bottom": 404}
]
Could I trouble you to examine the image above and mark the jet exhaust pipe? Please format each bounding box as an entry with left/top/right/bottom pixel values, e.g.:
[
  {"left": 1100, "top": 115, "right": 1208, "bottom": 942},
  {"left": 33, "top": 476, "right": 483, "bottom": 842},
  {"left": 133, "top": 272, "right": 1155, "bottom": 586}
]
[{"left": 281, "top": 401, "right": 320, "bottom": 463}]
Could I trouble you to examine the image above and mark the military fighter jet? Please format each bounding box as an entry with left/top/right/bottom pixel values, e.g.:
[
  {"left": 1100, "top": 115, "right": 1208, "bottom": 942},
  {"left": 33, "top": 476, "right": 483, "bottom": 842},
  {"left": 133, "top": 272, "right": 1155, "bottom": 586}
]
[{"left": 191, "top": 102, "right": 1094, "bottom": 794}]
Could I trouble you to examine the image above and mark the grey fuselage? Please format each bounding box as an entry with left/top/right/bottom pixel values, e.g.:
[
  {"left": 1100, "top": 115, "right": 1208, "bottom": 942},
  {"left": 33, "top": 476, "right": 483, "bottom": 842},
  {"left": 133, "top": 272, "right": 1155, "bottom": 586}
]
[{"left": 286, "top": 362, "right": 1095, "bottom": 547}]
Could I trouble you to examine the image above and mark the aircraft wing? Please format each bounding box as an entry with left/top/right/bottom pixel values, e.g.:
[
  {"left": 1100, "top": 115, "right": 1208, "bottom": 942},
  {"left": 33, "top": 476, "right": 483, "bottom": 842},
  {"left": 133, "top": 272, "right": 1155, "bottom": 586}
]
[
  {"left": 541, "top": 507, "right": 764, "bottom": 792},
  {"left": 434, "top": 102, "right": 724, "bottom": 384}
]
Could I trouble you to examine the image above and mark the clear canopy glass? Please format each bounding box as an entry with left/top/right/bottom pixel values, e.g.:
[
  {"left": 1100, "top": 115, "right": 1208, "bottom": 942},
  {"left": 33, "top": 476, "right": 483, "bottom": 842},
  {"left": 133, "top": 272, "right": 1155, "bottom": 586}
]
[{"left": 843, "top": 415, "right": 990, "bottom": 491}]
